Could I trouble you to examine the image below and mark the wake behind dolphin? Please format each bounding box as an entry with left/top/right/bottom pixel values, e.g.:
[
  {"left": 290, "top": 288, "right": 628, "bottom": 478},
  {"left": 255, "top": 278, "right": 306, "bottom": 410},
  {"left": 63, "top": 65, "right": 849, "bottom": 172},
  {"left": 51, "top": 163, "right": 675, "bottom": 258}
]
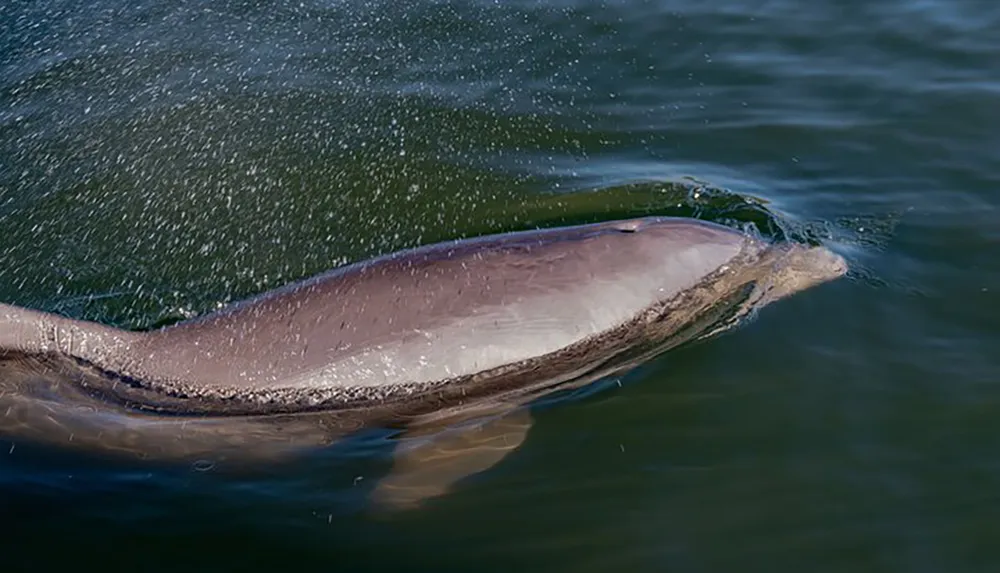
[{"left": 0, "top": 216, "right": 846, "bottom": 507}]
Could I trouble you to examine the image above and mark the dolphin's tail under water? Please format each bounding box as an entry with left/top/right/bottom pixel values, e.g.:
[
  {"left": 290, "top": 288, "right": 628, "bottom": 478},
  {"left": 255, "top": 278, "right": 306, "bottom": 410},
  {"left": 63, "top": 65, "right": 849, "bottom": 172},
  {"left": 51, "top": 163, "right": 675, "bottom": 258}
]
[{"left": 0, "top": 351, "right": 339, "bottom": 462}]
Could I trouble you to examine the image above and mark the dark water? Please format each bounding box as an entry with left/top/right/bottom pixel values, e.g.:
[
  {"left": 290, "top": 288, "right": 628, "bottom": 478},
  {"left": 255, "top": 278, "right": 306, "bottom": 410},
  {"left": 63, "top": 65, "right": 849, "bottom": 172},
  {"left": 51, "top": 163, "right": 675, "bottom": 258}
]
[{"left": 1, "top": 0, "right": 998, "bottom": 570}]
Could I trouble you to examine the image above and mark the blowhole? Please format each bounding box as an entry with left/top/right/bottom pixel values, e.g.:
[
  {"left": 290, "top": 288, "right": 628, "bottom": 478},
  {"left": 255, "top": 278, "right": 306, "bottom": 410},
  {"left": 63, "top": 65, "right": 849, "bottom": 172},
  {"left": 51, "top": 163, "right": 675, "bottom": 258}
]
[{"left": 613, "top": 220, "right": 643, "bottom": 233}]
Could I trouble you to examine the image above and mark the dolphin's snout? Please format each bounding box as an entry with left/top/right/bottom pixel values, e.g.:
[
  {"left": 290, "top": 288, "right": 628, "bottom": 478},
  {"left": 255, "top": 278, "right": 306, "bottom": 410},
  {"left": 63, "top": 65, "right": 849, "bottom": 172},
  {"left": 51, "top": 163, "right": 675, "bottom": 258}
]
[{"left": 810, "top": 245, "right": 849, "bottom": 280}]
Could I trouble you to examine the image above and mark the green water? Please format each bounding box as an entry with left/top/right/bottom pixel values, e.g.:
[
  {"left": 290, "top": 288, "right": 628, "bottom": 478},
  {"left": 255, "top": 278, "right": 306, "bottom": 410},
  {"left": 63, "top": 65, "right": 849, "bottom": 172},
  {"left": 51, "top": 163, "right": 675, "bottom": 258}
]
[{"left": 1, "top": 0, "right": 998, "bottom": 571}]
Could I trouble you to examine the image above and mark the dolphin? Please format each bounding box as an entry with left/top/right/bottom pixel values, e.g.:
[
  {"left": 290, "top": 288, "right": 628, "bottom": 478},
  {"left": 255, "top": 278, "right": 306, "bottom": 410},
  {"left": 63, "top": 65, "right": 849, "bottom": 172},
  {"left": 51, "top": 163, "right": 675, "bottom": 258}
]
[{"left": 0, "top": 216, "right": 846, "bottom": 507}]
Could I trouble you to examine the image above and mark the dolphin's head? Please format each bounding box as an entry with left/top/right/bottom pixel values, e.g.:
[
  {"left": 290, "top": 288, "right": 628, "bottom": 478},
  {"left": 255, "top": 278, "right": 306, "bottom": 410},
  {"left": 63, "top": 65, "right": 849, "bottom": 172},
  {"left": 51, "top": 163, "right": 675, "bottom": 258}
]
[
  {"left": 586, "top": 216, "right": 847, "bottom": 305},
  {"left": 556, "top": 216, "right": 846, "bottom": 350}
]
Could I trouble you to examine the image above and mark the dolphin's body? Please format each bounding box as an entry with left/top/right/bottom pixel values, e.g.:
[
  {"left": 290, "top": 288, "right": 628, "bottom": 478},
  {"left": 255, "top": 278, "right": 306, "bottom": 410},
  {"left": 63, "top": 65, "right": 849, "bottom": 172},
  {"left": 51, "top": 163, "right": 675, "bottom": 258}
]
[{"left": 0, "top": 217, "right": 845, "bottom": 506}]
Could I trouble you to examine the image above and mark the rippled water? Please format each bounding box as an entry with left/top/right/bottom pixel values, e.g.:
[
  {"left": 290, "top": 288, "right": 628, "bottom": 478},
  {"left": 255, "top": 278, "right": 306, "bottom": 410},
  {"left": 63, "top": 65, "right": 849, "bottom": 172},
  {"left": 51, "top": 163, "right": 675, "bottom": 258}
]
[{"left": 2, "top": 0, "right": 999, "bottom": 571}]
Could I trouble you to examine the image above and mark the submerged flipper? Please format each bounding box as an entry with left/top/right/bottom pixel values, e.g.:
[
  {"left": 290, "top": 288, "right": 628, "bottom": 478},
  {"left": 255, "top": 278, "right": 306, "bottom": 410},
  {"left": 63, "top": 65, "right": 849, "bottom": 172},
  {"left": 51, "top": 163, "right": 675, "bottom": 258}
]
[{"left": 371, "top": 407, "right": 533, "bottom": 510}]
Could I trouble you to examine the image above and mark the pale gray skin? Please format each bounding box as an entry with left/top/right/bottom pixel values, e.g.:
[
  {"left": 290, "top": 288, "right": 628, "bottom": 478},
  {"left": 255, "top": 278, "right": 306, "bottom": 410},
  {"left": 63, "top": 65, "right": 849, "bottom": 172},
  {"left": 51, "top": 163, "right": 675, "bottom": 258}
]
[{"left": 0, "top": 217, "right": 846, "bottom": 508}]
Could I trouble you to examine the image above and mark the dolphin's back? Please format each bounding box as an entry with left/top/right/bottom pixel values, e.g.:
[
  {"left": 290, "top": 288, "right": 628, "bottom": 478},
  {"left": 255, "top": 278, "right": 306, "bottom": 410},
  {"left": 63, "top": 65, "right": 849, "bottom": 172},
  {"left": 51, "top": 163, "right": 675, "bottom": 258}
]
[{"left": 121, "top": 218, "right": 748, "bottom": 395}]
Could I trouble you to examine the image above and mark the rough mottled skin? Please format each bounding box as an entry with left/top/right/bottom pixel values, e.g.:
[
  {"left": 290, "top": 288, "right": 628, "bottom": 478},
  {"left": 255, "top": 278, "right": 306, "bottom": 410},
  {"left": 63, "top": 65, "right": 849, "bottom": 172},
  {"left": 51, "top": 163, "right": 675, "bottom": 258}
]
[{"left": 0, "top": 217, "right": 847, "bottom": 463}]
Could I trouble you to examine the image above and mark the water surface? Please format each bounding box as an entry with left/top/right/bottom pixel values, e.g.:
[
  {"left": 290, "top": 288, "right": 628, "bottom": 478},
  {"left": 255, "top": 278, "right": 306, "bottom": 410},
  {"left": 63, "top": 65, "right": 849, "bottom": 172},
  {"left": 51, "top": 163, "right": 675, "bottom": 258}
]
[{"left": 1, "top": 0, "right": 999, "bottom": 571}]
